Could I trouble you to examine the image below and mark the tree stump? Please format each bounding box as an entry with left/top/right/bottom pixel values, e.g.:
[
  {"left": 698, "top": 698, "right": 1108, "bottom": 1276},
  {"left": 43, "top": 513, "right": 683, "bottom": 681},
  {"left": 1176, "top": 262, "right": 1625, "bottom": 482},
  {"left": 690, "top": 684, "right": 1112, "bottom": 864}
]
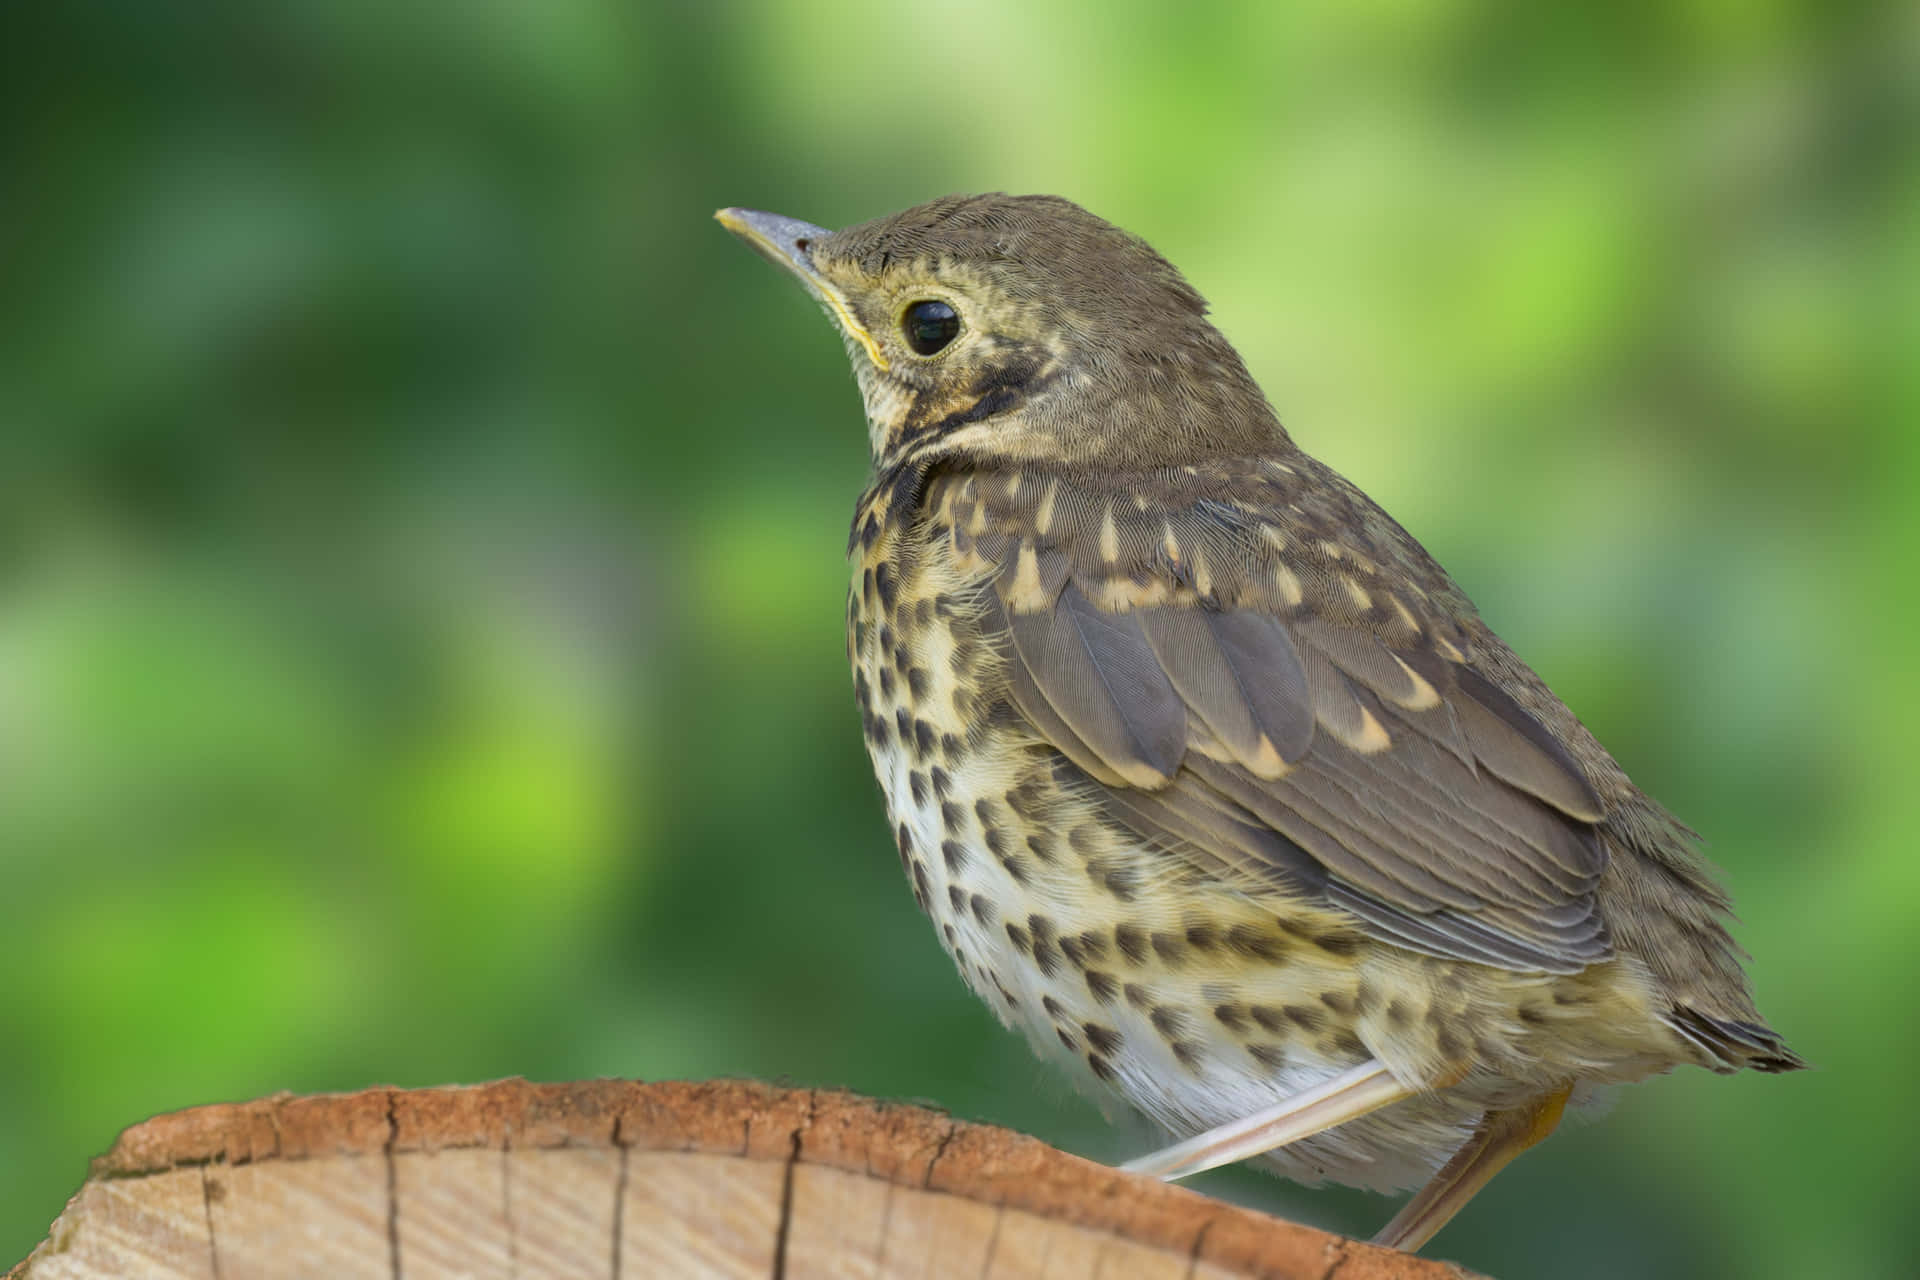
[{"left": 9, "top": 1079, "right": 1481, "bottom": 1279}]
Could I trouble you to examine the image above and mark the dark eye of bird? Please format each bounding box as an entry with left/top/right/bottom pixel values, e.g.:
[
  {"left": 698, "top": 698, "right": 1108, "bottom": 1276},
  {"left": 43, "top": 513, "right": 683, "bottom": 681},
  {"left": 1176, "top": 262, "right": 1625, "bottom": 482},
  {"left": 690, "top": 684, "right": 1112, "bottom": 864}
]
[{"left": 902, "top": 300, "right": 961, "bottom": 355}]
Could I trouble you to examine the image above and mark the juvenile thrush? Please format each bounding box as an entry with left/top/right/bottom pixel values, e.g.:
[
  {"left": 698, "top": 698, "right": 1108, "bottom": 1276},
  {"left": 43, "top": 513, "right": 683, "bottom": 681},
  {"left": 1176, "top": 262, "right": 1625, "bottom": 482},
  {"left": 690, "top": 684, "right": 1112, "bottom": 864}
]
[{"left": 717, "top": 194, "right": 1801, "bottom": 1252}]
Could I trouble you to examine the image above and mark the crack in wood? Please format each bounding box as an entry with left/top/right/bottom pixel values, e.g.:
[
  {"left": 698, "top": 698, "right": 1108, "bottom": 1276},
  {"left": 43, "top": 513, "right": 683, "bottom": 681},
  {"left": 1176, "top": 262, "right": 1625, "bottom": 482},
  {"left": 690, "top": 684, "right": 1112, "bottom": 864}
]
[
  {"left": 198, "top": 1165, "right": 222, "bottom": 1280},
  {"left": 769, "top": 1091, "right": 816, "bottom": 1280},
  {"left": 873, "top": 1181, "right": 896, "bottom": 1274},
  {"left": 383, "top": 1092, "right": 402, "bottom": 1280},
  {"left": 1183, "top": 1217, "right": 1216, "bottom": 1280},
  {"left": 610, "top": 1114, "right": 629, "bottom": 1280},
  {"left": 922, "top": 1121, "right": 960, "bottom": 1189},
  {"left": 976, "top": 1203, "right": 1005, "bottom": 1279},
  {"left": 500, "top": 1135, "right": 518, "bottom": 1280}
]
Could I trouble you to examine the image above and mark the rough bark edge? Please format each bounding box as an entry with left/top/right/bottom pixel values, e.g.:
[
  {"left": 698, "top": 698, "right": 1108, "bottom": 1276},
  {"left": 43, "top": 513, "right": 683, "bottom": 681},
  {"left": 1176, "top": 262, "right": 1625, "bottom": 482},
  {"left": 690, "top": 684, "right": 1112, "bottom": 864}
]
[{"left": 13, "top": 1078, "right": 1481, "bottom": 1279}]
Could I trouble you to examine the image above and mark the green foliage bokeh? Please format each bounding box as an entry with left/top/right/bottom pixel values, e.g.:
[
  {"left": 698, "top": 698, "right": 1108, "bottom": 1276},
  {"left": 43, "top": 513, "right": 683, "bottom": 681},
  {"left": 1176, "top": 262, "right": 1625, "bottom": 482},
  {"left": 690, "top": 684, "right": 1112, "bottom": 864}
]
[{"left": 3, "top": 3, "right": 1913, "bottom": 1275}]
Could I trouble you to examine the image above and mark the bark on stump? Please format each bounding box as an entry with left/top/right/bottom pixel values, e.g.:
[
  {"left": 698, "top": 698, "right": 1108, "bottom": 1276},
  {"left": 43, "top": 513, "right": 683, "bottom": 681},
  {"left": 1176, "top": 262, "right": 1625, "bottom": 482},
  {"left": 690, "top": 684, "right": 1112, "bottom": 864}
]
[{"left": 9, "top": 1079, "right": 1483, "bottom": 1279}]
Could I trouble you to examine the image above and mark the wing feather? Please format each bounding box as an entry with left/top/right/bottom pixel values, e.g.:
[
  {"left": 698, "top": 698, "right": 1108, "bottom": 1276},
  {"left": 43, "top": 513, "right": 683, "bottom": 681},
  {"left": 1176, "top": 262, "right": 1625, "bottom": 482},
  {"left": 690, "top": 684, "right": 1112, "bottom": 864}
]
[
  {"left": 966, "top": 470, "right": 1614, "bottom": 974},
  {"left": 1453, "top": 666, "right": 1605, "bottom": 821},
  {"left": 1005, "top": 581, "right": 1186, "bottom": 787}
]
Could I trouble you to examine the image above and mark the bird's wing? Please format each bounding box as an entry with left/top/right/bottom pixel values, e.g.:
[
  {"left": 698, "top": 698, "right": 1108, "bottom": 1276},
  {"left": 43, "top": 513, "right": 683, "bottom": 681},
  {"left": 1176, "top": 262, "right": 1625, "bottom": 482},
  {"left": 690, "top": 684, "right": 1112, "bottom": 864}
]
[{"left": 941, "top": 462, "right": 1611, "bottom": 973}]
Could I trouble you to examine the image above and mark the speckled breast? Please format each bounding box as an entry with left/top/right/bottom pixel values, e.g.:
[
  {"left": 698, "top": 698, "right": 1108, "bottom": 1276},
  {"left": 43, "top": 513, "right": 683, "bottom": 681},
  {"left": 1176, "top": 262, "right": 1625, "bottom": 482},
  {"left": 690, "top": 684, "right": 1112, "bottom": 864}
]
[{"left": 845, "top": 507, "right": 1482, "bottom": 1193}]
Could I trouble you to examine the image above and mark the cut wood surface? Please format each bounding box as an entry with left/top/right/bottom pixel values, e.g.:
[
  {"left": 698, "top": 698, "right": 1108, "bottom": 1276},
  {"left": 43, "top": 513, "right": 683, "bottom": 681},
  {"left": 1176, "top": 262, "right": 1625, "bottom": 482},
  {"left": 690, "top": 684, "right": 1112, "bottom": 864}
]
[{"left": 10, "top": 1079, "right": 1484, "bottom": 1279}]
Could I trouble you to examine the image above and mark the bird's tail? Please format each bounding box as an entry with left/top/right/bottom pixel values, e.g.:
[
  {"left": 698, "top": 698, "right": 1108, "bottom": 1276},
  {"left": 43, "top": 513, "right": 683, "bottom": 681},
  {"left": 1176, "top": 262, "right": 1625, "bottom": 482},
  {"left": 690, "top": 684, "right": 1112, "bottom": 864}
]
[{"left": 1670, "top": 1007, "right": 1807, "bottom": 1073}]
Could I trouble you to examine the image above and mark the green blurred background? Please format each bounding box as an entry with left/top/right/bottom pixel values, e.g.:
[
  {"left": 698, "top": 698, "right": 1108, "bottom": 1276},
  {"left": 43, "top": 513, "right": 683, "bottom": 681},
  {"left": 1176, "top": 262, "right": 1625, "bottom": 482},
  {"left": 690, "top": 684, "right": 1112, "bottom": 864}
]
[{"left": 3, "top": 2, "right": 1913, "bottom": 1275}]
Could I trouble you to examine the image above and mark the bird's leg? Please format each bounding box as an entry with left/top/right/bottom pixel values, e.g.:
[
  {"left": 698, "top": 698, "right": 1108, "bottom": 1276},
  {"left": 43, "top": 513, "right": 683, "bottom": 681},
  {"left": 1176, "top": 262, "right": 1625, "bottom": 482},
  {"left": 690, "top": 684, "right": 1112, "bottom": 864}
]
[
  {"left": 1122, "top": 1060, "right": 1415, "bottom": 1180},
  {"left": 1371, "top": 1083, "right": 1573, "bottom": 1253}
]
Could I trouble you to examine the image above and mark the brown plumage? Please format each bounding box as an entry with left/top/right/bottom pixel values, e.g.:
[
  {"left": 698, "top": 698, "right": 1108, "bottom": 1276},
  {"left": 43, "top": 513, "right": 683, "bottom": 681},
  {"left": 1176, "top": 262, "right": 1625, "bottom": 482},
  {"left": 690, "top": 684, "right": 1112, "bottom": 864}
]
[{"left": 719, "top": 193, "right": 1801, "bottom": 1253}]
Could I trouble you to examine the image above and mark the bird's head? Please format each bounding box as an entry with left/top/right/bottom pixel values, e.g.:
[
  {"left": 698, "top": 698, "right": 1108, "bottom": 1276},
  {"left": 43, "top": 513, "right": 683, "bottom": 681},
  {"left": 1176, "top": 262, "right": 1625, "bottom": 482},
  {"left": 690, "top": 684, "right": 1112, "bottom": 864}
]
[{"left": 718, "top": 193, "right": 1289, "bottom": 474}]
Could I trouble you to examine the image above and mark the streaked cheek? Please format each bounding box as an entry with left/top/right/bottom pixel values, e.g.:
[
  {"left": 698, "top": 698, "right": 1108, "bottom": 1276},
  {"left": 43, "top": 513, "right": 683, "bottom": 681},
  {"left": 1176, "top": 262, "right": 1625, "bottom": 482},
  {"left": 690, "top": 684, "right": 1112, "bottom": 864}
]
[{"left": 856, "top": 368, "right": 916, "bottom": 457}]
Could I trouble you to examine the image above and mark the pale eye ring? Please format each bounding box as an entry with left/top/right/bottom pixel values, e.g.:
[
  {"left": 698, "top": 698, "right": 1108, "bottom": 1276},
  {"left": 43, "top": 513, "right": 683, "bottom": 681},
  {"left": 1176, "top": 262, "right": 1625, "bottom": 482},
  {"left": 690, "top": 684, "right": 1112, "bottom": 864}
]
[{"left": 901, "top": 299, "right": 961, "bottom": 355}]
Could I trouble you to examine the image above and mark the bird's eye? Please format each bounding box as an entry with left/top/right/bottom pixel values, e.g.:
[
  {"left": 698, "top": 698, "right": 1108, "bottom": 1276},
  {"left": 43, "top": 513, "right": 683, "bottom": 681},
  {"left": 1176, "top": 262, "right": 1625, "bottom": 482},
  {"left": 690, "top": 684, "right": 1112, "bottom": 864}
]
[{"left": 901, "top": 300, "right": 961, "bottom": 355}]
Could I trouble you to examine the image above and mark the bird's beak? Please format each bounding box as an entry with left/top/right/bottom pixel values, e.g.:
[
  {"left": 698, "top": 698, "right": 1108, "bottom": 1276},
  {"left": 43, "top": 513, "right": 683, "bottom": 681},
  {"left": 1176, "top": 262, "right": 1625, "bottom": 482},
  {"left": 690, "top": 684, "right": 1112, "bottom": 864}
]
[
  {"left": 715, "top": 207, "right": 890, "bottom": 370},
  {"left": 715, "top": 207, "right": 828, "bottom": 279}
]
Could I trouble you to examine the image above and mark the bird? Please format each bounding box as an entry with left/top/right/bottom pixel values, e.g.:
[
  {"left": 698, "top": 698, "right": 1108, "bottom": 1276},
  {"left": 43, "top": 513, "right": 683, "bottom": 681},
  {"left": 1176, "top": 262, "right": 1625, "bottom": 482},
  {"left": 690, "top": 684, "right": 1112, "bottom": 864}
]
[{"left": 716, "top": 193, "right": 1802, "bottom": 1253}]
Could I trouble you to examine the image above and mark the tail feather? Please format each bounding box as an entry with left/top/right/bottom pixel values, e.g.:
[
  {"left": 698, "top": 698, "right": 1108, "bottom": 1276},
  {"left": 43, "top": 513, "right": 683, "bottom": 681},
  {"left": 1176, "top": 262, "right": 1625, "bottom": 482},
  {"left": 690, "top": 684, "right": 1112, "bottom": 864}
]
[{"left": 1671, "top": 1007, "right": 1806, "bottom": 1074}]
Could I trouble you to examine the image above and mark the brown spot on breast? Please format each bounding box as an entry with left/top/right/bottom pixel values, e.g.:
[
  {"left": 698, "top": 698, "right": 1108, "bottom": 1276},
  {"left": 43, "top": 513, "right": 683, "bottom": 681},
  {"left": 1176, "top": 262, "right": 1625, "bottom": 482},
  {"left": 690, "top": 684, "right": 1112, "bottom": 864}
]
[
  {"left": 1096, "top": 864, "right": 1140, "bottom": 902},
  {"left": 1149, "top": 1006, "right": 1190, "bottom": 1039},
  {"left": 1226, "top": 924, "right": 1288, "bottom": 963},
  {"left": 1290, "top": 924, "right": 1367, "bottom": 955},
  {"left": 1283, "top": 1004, "right": 1326, "bottom": 1033},
  {"left": 1005, "top": 780, "right": 1045, "bottom": 818},
  {"left": 1214, "top": 1004, "right": 1249, "bottom": 1033},
  {"left": 1085, "top": 970, "right": 1119, "bottom": 1003},
  {"left": 1005, "top": 922, "right": 1030, "bottom": 951},
  {"left": 1185, "top": 924, "right": 1221, "bottom": 951},
  {"left": 1115, "top": 924, "right": 1149, "bottom": 965},
  {"left": 930, "top": 766, "right": 954, "bottom": 799},
  {"left": 1171, "top": 1041, "right": 1204, "bottom": 1070},
  {"left": 1248, "top": 1043, "right": 1288, "bottom": 1070},
  {"left": 1087, "top": 1053, "right": 1116, "bottom": 1082},
  {"left": 1029, "top": 915, "right": 1061, "bottom": 976},
  {"left": 940, "top": 840, "right": 968, "bottom": 872},
  {"left": 969, "top": 894, "right": 995, "bottom": 924},
  {"left": 908, "top": 770, "right": 928, "bottom": 805},
  {"left": 946, "top": 885, "right": 967, "bottom": 914},
  {"left": 976, "top": 801, "right": 1010, "bottom": 857},
  {"left": 1150, "top": 932, "right": 1189, "bottom": 966},
  {"left": 1084, "top": 1023, "right": 1122, "bottom": 1055},
  {"left": 1250, "top": 1005, "right": 1288, "bottom": 1035}
]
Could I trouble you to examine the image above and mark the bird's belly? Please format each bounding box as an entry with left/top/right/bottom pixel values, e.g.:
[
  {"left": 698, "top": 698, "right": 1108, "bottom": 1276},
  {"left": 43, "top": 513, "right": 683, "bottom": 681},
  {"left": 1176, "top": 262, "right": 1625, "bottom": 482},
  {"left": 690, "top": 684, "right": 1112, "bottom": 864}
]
[{"left": 854, "top": 613, "right": 1478, "bottom": 1190}]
